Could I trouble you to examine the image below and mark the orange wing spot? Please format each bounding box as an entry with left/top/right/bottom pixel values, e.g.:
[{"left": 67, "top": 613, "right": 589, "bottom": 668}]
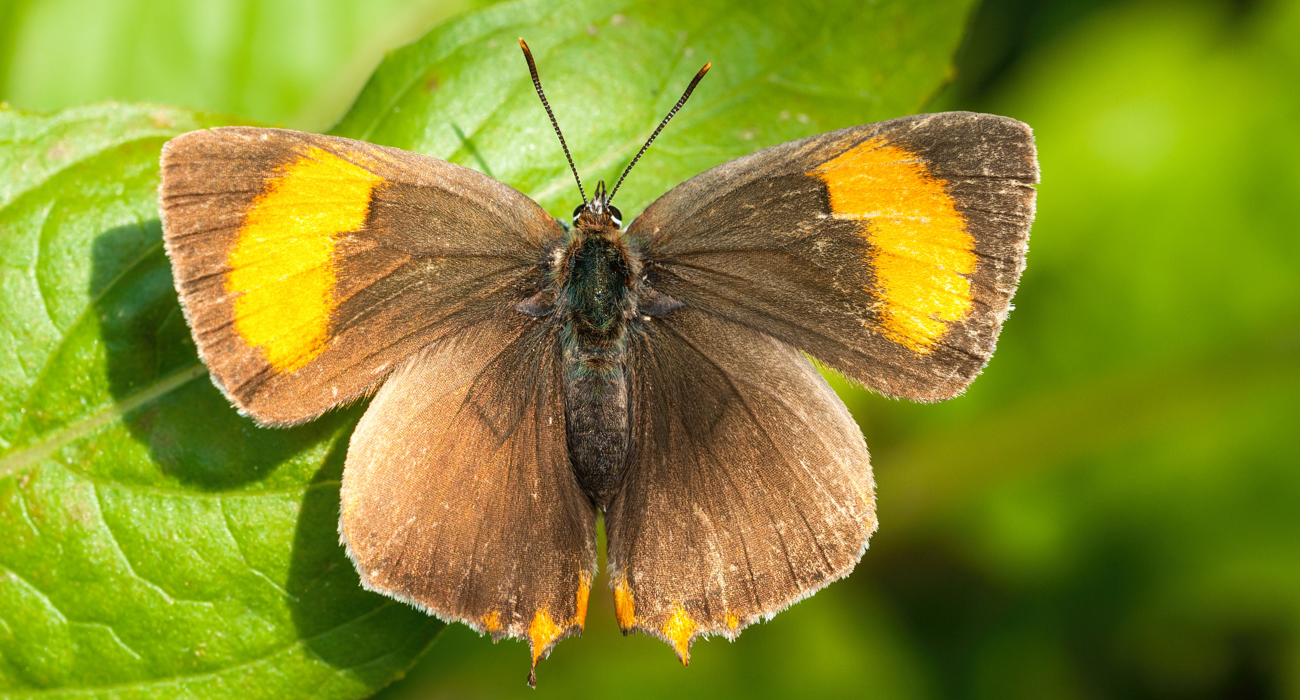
[
  {"left": 483, "top": 610, "right": 501, "bottom": 634},
  {"left": 662, "top": 605, "right": 697, "bottom": 665},
  {"left": 725, "top": 612, "right": 740, "bottom": 631},
  {"left": 574, "top": 573, "right": 592, "bottom": 629},
  {"left": 227, "top": 146, "right": 383, "bottom": 371},
  {"left": 614, "top": 577, "right": 636, "bottom": 629},
  {"left": 529, "top": 607, "right": 564, "bottom": 665},
  {"left": 811, "top": 137, "right": 976, "bottom": 352}
]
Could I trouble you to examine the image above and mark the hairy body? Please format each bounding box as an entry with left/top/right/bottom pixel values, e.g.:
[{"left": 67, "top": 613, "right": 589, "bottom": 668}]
[
  {"left": 559, "top": 225, "right": 635, "bottom": 507},
  {"left": 519, "top": 189, "right": 678, "bottom": 509}
]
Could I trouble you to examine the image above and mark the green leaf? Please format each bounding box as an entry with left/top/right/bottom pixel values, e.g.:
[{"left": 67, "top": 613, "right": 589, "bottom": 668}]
[
  {"left": 0, "top": 0, "right": 487, "bottom": 129},
  {"left": 0, "top": 0, "right": 976, "bottom": 697},
  {"left": 333, "top": 0, "right": 974, "bottom": 220}
]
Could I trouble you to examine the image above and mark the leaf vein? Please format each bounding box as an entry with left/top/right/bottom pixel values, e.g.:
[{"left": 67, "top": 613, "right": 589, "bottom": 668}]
[
  {"left": 90, "top": 481, "right": 180, "bottom": 606},
  {"left": 0, "top": 363, "right": 206, "bottom": 482}
]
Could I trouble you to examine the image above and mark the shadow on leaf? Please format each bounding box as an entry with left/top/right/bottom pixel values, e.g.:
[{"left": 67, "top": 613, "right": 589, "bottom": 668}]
[
  {"left": 287, "top": 430, "right": 445, "bottom": 681},
  {"left": 92, "top": 218, "right": 354, "bottom": 489}
]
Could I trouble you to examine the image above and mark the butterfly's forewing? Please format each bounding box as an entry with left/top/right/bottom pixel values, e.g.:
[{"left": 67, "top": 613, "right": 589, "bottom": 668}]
[
  {"left": 340, "top": 315, "right": 597, "bottom": 671},
  {"left": 160, "top": 127, "right": 562, "bottom": 425},
  {"left": 627, "top": 111, "right": 1038, "bottom": 401}
]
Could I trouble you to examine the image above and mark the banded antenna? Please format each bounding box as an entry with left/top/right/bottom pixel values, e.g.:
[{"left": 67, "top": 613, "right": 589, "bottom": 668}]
[
  {"left": 519, "top": 39, "right": 587, "bottom": 205},
  {"left": 608, "top": 61, "right": 712, "bottom": 202}
]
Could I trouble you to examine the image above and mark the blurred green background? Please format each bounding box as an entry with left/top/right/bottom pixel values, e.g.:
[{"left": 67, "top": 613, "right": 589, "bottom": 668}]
[{"left": 3, "top": 0, "right": 1297, "bottom": 698}]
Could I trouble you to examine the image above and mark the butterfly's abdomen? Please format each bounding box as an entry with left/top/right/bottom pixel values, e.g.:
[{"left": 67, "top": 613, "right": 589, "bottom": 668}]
[{"left": 560, "top": 232, "right": 636, "bottom": 509}]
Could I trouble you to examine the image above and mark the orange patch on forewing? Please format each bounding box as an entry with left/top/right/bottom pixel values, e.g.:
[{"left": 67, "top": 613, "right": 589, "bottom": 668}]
[
  {"left": 811, "top": 137, "right": 977, "bottom": 352},
  {"left": 614, "top": 577, "right": 636, "bottom": 629},
  {"left": 574, "top": 573, "right": 591, "bottom": 628},
  {"left": 227, "top": 147, "right": 383, "bottom": 371},
  {"left": 662, "top": 605, "right": 697, "bottom": 664},
  {"left": 483, "top": 610, "right": 501, "bottom": 634},
  {"left": 529, "top": 608, "right": 564, "bottom": 664}
]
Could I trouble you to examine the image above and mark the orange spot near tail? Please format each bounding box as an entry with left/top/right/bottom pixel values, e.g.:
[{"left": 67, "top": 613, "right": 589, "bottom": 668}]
[
  {"left": 614, "top": 577, "right": 636, "bottom": 630},
  {"left": 725, "top": 612, "right": 740, "bottom": 631},
  {"left": 529, "top": 607, "right": 563, "bottom": 666},
  {"left": 575, "top": 573, "right": 591, "bottom": 629},
  {"left": 662, "top": 605, "right": 697, "bottom": 665}
]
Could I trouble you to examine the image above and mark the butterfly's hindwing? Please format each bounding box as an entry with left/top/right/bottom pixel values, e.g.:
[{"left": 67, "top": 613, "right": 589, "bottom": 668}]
[
  {"left": 606, "top": 308, "right": 876, "bottom": 662},
  {"left": 340, "top": 314, "right": 598, "bottom": 669}
]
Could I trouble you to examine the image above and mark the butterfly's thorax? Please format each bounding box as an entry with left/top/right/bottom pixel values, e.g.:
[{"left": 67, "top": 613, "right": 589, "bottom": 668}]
[{"left": 557, "top": 222, "right": 637, "bottom": 509}]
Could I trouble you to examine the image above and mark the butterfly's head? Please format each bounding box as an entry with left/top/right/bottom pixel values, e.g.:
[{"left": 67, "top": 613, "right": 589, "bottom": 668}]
[{"left": 572, "top": 180, "right": 623, "bottom": 230}]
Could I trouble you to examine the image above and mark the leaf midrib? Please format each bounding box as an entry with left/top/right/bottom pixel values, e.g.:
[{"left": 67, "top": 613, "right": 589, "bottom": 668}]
[{"left": 0, "top": 363, "right": 206, "bottom": 480}]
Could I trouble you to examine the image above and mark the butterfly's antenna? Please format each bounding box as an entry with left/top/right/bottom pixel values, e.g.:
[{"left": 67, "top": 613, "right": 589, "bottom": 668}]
[
  {"left": 519, "top": 38, "right": 586, "bottom": 205},
  {"left": 608, "top": 62, "right": 711, "bottom": 202}
]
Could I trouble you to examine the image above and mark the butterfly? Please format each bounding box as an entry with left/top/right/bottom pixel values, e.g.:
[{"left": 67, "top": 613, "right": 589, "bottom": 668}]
[{"left": 158, "top": 39, "right": 1038, "bottom": 686}]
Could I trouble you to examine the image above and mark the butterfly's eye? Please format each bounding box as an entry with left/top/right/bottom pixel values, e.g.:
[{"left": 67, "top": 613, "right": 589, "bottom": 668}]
[
  {"left": 609, "top": 205, "right": 623, "bottom": 226},
  {"left": 572, "top": 204, "right": 585, "bottom": 223}
]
